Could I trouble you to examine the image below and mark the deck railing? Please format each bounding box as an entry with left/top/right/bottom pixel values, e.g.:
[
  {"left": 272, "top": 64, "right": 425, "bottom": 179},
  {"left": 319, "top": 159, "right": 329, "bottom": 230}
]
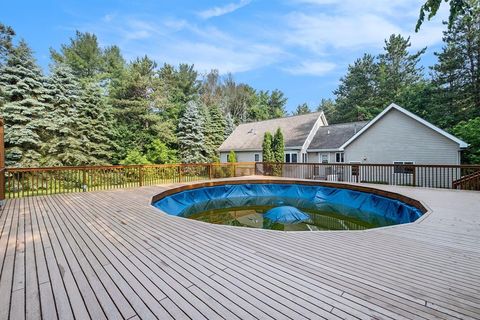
[
  {"left": 255, "top": 162, "right": 480, "bottom": 190},
  {"left": 4, "top": 162, "right": 255, "bottom": 198},
  {"left": 2, "top": 161, "right": 480, "bottom": 199}
]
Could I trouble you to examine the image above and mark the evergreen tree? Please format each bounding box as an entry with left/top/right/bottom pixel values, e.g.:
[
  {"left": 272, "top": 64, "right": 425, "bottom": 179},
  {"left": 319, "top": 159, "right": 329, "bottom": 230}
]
[
  {"left": 177, "top": 101, "right": 208, "bottom": 163},
  {"left": 0, "top": 41, "right": 49, "bottom": 167},
  {"left": 272, "top": 128, "right": 284, "bottom": 163},
  {"left": 224, "top": 112, "right": 235, "bottom": 138},
  {"left": 204, "top": 104, "right": 226, "bottom": 161},
  {"left": 377, "top": 34, "right": 426, "bottom": 107},
  {"left": 110, "top": 56, "right": 164, "bottom": 161},
  {"left": 293, "top": 103, "right": 311, "bottom": 115},
  {"left": 262, "top": 132, "right": 274, "bottom": 162},
  {"left": 227, "top": 150, "right": 237, "bottom": 163},
  {"left": 268, "top": 89, "right": 288, "bottom": 118},
  {"left": 51, "top": 31, "right": 115, "bottom": 80},
  {"left": 0, "top": 23, "right": 15, "bottom": 66},
  {"left": 43, "top": 63, "right": 87, "bottom": 166},
  {"left": 316, "top": 98, "right": 337, "bottom": 120},
  {"left": 78, "top": 82, "right": 114, "bottom": 164},
  {"left": 432, "top": 1, "right": 480, "bottom": 127},
  {"left": 333, "top": 54, "right": 379, "bottom": 122}
]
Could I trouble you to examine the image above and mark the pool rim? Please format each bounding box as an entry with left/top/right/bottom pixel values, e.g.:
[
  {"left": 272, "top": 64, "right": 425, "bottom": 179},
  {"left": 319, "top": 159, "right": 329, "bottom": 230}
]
[{"left": 150, "top": 178, "right": 432, "bottom": 231}]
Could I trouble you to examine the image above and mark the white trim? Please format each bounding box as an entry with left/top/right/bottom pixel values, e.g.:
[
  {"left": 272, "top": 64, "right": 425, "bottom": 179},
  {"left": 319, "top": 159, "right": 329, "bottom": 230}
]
[
  {"left": 285, "top": 152, "right": 298, "bottom": 163},
  {"left": 300, "top": 111, "right": 328, "bottom": 154},
  {"left": 307, "top": 148, "right": 341, "bottom": 152},
  {"left": 339, "top": 103, "right": 469, "bottom": 150},
  {"left": 334, "top": 152, "right": 344, "bottom": 163}
]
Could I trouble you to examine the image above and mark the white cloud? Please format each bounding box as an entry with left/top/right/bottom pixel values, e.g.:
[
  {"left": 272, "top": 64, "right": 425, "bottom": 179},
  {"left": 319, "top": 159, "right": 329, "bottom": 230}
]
[
  {"left": 283, "top": 61, "right": 336, "bottom": 76},
  {"left": 81, "top": 15, "right": 284, "bottom": 74},
  {"left": 198, "top": 0, "right": 251, "bottom": 19},
  {"left": 285, "top": 12, "right": 403, "bottom": 53},
  {"left": 283, "top": 0, "right": 448, "bottom": 54}
]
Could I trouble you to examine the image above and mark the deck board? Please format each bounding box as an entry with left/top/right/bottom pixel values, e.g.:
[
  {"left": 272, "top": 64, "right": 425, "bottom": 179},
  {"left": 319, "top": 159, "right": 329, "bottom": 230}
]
[{"left": 1, "top": 177, "right": 480, "bottom": 319}]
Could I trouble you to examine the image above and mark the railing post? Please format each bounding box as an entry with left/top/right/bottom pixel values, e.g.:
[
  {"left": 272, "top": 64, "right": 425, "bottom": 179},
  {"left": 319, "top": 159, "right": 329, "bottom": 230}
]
[
  {"left": 0, "top": 118, "right": 5, "bottom": 205},
  {"left": 139, "top": 166, "right": 144, "bottom": 187},
  {"left": 208, "top": 164, "right": 213, "bottom": 180},
  {"left": 178, "top": 165, "right": 182, "bottom": 183},
  {"left": 412, "top": 165, "right": 416, "bottom": 187},
  {"left": 82, "top": 168, "right": 87, "bottom": 192}
]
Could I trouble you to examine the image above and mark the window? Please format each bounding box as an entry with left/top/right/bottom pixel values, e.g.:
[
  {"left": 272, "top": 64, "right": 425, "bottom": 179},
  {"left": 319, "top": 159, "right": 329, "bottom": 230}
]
[
  {"left": 350, "top": 161, "right": 361, "bottom": 176},
  {"left": 335, "top": 152, "right": 344, "bottom": 163},
  {"left": 254, "top": 154, "right": 260, "bottom": 162},
  {"left": 320, "top": 154, "right": 328, "bottom": 164},
  {"left": 285, "top": 152, "right": 298, "bottom": 163},
  {"left": 393, "top": 161, "right": 415, "bottom": 174}
]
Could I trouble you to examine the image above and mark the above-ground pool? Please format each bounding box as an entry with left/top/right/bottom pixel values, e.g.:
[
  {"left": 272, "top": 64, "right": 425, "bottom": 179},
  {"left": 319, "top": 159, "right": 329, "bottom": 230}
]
[{"left": 152, "top": 182, "right": 425, "bottom": 231}]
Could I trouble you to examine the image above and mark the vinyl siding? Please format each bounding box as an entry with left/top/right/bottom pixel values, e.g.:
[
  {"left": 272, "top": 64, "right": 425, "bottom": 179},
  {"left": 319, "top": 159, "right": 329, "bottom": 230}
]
[
  {"left": 344, "top": 108, "right": 461, "bottom": 164},
  {"left": 220, "top": 151, "right": 262, "bottom": 163}
]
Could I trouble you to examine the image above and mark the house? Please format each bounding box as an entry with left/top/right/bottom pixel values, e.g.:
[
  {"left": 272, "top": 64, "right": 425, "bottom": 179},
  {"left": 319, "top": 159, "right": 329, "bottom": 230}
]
[
  {"left": 218, "top": 111, "right": 328, "bottom": 163},
  {"left": 219, "top": 103, "right": 469, "bottom": 165}
]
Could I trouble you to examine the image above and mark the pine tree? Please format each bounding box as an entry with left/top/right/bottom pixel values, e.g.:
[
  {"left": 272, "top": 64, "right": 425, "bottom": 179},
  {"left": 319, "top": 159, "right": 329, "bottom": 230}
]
[
  {"left": 293, "top": 103, "right": 311, "bottom": 115},
  {"left": 377, "top": 34, "right": 426, "bottom": 107},
  {"left": 110, "top": 56, "right": 165, "bottom": 161},
  {"left": 262, "top": 132, "right": 274, "bottom": 162},
  {"left": 224, "top": 112, "right": 235, "bottom": 138},
  {"left": 177, "top": 101, "right": 208, "bottom": 163},
  {"left": 204, "top": 104, "right": 226, "bottom": 161},
  {"left": 333, "top": 54, "right": 379, "bottom": 123},
  {"left": 0, "top": 41, "right": 49, "bottom": 167},
  {"left": 227, "top": 150, "right": 237, "bottom": 162},
  {"left": 268, "top": 89, "right": 287, "bottom": 118},
  {"left": 272, "top": 128, "right": 284, "bottom": 163},
  {"left": 43, "top": 63, "right": 88, "bottom": 166},
  {"left": 78, "top": 82, "right": 114, "bottom": 164},
  {"left": 0, "top": 23, "right": 15, "bottom": 66},
  {"left": 432, "top": 1, "right": 480, "bottom": 126}
]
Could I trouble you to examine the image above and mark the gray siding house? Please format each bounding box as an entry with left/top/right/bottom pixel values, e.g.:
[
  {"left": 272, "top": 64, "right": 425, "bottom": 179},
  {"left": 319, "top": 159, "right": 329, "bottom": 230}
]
[{"left": 219, "top": 103, "right": 468, "bottom": 166}]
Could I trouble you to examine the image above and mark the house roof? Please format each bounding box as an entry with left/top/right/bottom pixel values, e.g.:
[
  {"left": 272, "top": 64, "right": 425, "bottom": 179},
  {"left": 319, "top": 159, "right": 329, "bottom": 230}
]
[
  {"left": 340, "top": 103, "right": 469, "bottom": 149},
  {"left": 308, "top": 121, "right": 369, "bottom": 150},
  {"left": 218, "top": 112, "right": 323, "bottom": 152}
]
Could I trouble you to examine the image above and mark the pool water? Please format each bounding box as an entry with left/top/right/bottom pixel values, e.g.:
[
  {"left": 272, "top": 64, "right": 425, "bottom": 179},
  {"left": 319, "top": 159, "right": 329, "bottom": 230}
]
[
  {"left": 185, "top": 197, "right": 390, "bottom": 231},
  {"left": 153, "top": 183, "right": 423, "bottom": 231}
]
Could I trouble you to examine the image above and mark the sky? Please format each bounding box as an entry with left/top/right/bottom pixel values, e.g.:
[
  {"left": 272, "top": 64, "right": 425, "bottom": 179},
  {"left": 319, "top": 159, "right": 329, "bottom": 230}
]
[{"left": 1, "top": 0, "right": 449, "bottom": 113}]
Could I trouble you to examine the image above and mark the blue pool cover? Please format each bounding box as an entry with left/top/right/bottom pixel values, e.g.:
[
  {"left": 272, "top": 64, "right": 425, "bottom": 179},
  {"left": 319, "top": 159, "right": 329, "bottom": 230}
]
[
  {"left": 153, "top": 183, "right": 423, "bottom": 225},
  {"left": 264, "top": 206, "right": 311, "bottom": 224}
]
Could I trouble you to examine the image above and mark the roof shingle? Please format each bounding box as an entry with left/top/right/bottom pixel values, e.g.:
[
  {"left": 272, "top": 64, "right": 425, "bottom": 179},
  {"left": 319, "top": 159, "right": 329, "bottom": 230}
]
[
  {"left": 218, "top": 112, "right": 322, "bottom": 151},
  {"left": 308, "top": 121, "right": 369, "bottom": 150}
]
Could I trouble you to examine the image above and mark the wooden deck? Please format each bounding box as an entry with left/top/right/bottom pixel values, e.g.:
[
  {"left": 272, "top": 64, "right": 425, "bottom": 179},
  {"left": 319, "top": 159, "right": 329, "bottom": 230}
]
[{"left": 1, "top": 177, "right": 479, "bottom": 320}]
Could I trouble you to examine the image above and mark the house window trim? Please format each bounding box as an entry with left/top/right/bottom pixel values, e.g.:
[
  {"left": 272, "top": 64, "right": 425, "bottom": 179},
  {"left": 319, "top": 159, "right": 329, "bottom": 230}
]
[
  {"left": 393, "top": 161, "right": 415, "bottom": 174},
  {"left": 254, "top": 153, "right": 260, "bottom": 162},
  {"left": 320, "top": 153, "right": 329, "bottom": 164},
  {"left": 285, "top": 152, "right": 298, "bottom": 163},
  {"left": 335, "top": 152, "right": 344, "bottom": 163}
]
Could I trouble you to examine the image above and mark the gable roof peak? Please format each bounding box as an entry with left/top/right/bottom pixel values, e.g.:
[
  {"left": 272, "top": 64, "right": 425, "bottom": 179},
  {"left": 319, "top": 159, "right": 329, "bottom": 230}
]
[{"left": 339, "top": 103, "right": 469, "bottom": 149}]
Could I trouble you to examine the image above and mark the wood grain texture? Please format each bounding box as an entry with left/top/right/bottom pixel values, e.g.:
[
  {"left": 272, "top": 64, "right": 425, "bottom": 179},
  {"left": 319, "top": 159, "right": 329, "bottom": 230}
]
[{"left": 0, "top": 177, "right": 479, "bottom": 319}]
